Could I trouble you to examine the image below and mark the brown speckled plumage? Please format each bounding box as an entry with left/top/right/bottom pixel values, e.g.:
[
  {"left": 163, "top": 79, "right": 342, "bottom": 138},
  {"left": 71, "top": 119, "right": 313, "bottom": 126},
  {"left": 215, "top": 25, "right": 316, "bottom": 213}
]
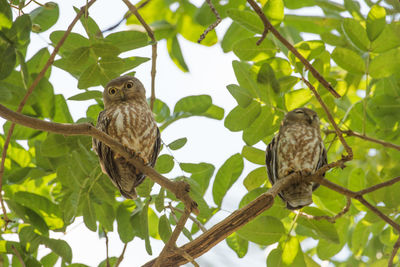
[
  {"left": 265, "top": 108, "right": 327, "bottom": 209},
  {"left": 93, "top": 76, "right": 161, "bottom": 199}
]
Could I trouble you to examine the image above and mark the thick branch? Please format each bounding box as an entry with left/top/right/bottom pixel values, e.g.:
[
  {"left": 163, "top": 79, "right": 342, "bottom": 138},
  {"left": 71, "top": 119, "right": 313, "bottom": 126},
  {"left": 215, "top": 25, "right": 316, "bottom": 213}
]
[
  {"left": 0, "top": 0, "right": 98, "bottom": 227},
  {"left": 0, "top": 104, "right": 198, "bottom": 214},
  {"left": 122, "top": 0, "right": 157, "bottom": 110},
  {"left": 246, "top": 0, "right": 341, "bottom": 98},
  {"left": 197, "top": 0, "right": 221, "bottom": 43},
  {"left": 168, "top": 203, "right": 207, "bottom": 233}
]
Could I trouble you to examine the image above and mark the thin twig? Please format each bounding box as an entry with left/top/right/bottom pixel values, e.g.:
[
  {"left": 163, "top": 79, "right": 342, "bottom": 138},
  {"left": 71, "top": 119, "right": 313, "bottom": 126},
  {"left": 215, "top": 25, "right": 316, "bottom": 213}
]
[
  {"left": 389, "top": 236, "right": 400, "bottom": 267},
  {"left": 299, "top": 197, "right": 351, "bottom": 223},
  {"left": 122, "top": 0, "right": 157, "bottom": 110},
  {"left": 103, "top": 228, "right": 111, "bottom": 267},
  {"left": 115, "top": 243, "right": 128, "bottom": 267},
  {"left": 0, "top": 0, "right": 98, "bottom": 229},
  {"left": 11, "top": 245, "right": 26, "bottom": 267},
  {"left": 167, "top": 203, "right": 207, "bottom": 233},
  {"left": 0, "top": 103, "right": 199, "bottom": 214},
  {"left": 154, "top": 208, "right": 191, "bottom": 267},
  {"left": 197, "top": 0, "right": 221, "bottom": 43},
  {"left": 345, "top": 130, "right": 400, "bottom": 151},
  {"left": 174, "top": 247, "right": 199, "bottom": 267},
  {"left": 246, "top": 0, "right": 341, "bottom": 98},
  {"left": 357, "top": 176, "right": 400, "bottom": 195},
  {"left": 302, "top": 77, "right": 353, "bottom": 159}
]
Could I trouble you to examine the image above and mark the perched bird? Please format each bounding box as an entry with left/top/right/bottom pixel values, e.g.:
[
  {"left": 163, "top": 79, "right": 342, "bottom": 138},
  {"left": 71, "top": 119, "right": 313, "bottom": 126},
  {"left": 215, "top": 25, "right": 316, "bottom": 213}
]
[
  {"left": 92, "top": 75, "right": 161, "bottom": 199},
  {"left": 265, "top": 108, "right": 327, "bottom": 210}
]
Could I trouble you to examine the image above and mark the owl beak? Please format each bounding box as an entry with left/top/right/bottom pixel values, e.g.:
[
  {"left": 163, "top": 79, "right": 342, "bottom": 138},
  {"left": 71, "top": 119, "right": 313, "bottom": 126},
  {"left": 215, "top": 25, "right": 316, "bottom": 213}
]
[{"left": 119, "top": 89, "right": 126, "bottom": 101}]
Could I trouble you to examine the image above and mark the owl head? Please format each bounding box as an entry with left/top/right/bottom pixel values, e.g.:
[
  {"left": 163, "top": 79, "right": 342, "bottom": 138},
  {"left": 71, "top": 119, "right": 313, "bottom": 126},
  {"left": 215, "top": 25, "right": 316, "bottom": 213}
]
[
  {"left": 282, "top": 107, "right": 320, "bottom": 128},
  {"left": 103, "top": 75, "right": 146, "bottom": 108}
]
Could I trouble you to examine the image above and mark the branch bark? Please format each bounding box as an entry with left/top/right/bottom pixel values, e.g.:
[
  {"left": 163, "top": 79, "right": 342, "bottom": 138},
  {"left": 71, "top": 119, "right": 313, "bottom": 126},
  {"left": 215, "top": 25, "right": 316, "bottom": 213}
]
[
  {"left": 197, "top": 0, "right": 221, "bottom": 43},
  {"left": 0, "top": 104, "right": 199, "bottom": 214},
  {"left": 0, "top": 0, "right": 98, "bottom": 228},
  {"left": 246, "top": 0, "right": 341, "bottom": 98}
]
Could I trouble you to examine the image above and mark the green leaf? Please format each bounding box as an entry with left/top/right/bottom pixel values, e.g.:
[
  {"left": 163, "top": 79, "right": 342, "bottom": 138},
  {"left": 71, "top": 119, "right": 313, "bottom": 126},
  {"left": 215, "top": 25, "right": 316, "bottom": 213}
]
[
  {"left": 0, "top": 0, "right": 12, "bottom": 29},
  {"left": 136, "top": 178, "right": 154, "bottom": 198},
  {"left": 232, "top": 61, "right": 259, "bottom": 98},
  {"left": 226, "top": 232, "right": 248, "bottom": 258},
  {"left": 331, "top": 47, "right": 365, "bottom": 74},
  {"left": 40, "top": 252, "right": 59, "bottom": 267},
  {"left": 167, "top": 35, "right": 189, "bottom": 72},
  {"left": 174, "top": 95, "right": 212, "bottom": 115},
  {"left": 263, "top": 0, "right": 284, "bottom": 26},
  {"left": 317, "top": 239, "right": 344, "bottom": 260},
  {"left": 342, "top": 18, "right": 370, "bottom": 51},
  {"left": 8, "top": 14, "right": 31, "bottom": 46},
  {"left": 226, "top": 84, "right": 253, "bottom": 108},
  {"left": 221, "top": 22, "right": 254, "bottom": 53},
  {"left": 68, "top": 90, "right": 102, "bottom": 101},
  {"left": 153, "top": 98, "right": 170, "bottom": 123},
  {"left": 243, "top": 106, "right": 275, "bottom": 145},
  {"left": 212, "top": 153, "right": 244, "bottom": 206},
  {"left": 78, "top": 63, "right": 101, "bottom": 89},
  {"left": 351, "top": 221, "right": 369, "bottom": 254},
  {"left": 168, "top": 137, "right": 187, "bottom": 150},
  {"left": 27, "top": 47, "right": 51, "bottom": 78},
  {"left": 257, "top": 63, "right": 280, "bottom": 93},
  {"left": 40, "top": 237, "right": 72, "bottom": 263},
  {"left": 0, "top": 44, "right": 16, "bottom": 80},
  {"left": 370, "top": 23, "right": 400, "bottom": 53},
  {"left": 82, "top": 195, "right": 97, "bottom": 231},
  {"left": 224, "top": 101, "right": 261, "bottom": 132},
  {"left": 241, "top": 146, "right": 265, "bottom": 165},
  {"left": 237, "top": 216, "right": 284, "bottom": 245},
  {"left": 202, "top": 104, "right": 224, "bottom": 120},
  {"left": 233, "top": 37, "right": 276, "bottom": 61},
  {"left": 181, "top": 162, "right": 215, "bottom": 195},
  {"left": 116, "top": 202, "right": 135, "bottom": 243},
  {"left": 284, "top": 89, "right": 312, "bottom": 111},
  {"left": 140, "top": 199, "right": 152, "bottom": 255},
  {"left": 369, "top": 48, "right": 400, "bottom": 78},
  {"left": 41, "top": 134, "right": 69, "bottom": 158},
  {"left": 366, "top": 5, "right": 386, "bottom": 42},
  {"left": 348, "top": 168, "right": 365, "bottom": 191},
  {"left": 284, "top": 15, "right": 341, "bottom": 34},
  {"left": 154, "top": 154, "right": 174, "bottom": 174},
  {"left": 297, "top": 217, "right": 340, "bottom": 243},
  {"left": 91, "top": 43, "right": 120, "bottom": 57},
  {"left": 29, "top": 2, "right": 59, "bottom": 32},
  {"left": 155, "top": 188, "right": 165, "bottom": 212},
  {"left": 104, "top": 31, "right": 148, "bottom": 52},
  {"left": 180, "top": 12, "right": 217, "bottom": 46},
  {"left": 53, "top": 94, "right": 73, "bottom": 123},
  {"left": 74, "top": 6, "right": 102, "bottom": 40},
  {"left": 158, "top": 214, "right": 172, "bottom": 244},
  {"left": 50, "top": 31, "right": 90, "bottom": 56},
  {"left": 243, "top": 167, "right": 268, "bottom": 191},
  {"left": 227, "top": 9, "right": 263, "bottom": 33}
]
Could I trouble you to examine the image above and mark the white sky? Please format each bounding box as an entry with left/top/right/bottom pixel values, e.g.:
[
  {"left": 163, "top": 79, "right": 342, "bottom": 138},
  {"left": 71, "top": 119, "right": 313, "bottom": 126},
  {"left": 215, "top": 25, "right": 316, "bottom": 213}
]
[{"left": 3, "top": 0, "right": 366, "bottom": 266}]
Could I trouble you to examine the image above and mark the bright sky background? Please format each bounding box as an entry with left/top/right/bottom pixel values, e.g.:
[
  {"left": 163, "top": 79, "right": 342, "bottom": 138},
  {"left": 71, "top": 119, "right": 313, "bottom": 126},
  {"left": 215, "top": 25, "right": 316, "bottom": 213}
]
[{"left": 3, "top": 0, "right": 366, "bottom": 266}]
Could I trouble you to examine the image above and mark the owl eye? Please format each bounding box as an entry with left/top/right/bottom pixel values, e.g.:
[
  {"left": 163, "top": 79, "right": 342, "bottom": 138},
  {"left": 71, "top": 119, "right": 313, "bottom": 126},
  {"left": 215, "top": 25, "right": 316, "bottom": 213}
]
[
  {"left": 126, "top": 81, "right": 134, "bottom": 89},
  {"left": 295, "top": 110, "right": 304, "bottom": 114},
  {"left": 108, "top": 87, "right": 117, "bottom": 95}
]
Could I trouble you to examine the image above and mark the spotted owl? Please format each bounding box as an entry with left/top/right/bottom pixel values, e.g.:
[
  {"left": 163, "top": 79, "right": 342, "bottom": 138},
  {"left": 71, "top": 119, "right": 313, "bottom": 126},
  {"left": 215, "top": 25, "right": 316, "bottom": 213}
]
[
  {"left": 92, "top": 75, "right": 161, "bottom": 199},
  {"left": 265, "top": 108, "right": 327, "bottom": 210}
]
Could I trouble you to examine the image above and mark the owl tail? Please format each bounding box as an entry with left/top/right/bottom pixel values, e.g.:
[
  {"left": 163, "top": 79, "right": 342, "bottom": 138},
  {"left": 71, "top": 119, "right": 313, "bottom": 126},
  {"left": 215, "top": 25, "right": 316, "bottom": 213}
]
[
  {"left": 281, "top": 182, "right": 313, "bottom": 210},
  {"left": 120, "top": 187, "right": 138, "bottom": 200}
]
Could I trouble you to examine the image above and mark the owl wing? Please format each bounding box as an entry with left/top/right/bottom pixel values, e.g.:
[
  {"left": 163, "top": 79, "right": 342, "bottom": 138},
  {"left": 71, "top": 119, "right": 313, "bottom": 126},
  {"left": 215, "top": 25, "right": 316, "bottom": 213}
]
[
  {"left": 149, "top": 127, "right": 161, "bottom": 168},
  {"left": 92, "top": 111, "right": 124, "bottom": 192},
  {"left": 265, "top": 134, "right": 279, "bottom": 187},
  {"left": 311, "top": 141, "right": 328, "bottom": 191}
]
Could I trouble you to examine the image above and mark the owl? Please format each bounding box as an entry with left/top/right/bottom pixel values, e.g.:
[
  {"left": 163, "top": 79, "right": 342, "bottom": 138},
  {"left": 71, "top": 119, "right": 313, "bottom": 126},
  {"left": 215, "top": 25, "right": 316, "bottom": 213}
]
[
  {"left": 265, "top": 108, "right": 327, "bottom": 210},
  {"left": 92, "top": 75, "right": 161, "bottom": 199}
]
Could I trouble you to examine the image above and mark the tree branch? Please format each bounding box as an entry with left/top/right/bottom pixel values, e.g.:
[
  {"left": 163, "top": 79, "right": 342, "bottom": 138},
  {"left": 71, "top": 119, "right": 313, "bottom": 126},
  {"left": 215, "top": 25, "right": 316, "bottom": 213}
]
[
  {"left": 197, "top": 0, "right": 221, "bottom": 43},
  {"left": 345, "top": 130, "right": 400, "bottom": 151},
  {"left": 302, "top": 77, "right": 353, "bottom": 159},
  {"left": 11, "top": 245, "right": 25, "bottom": 267},
  {"left": 0, "top": 104, "right": 199, "bottom": 214},
  {"left": 167, "top": 203, "right": 207, "bottom": 233},
  {"left": 299, "top": 197, "right": 351, "bottom": 223},
  {"left": 0, "top": 0, "right": 98, "bottom": 229},
  {"left": 122, "top": 0, "right": 157, "bottom": 110},
  {"left": 389, "top": 236, "right": 400, "bottom": 267},
  {"left": 357, "top": 176, "right": 400, "bottom": 195},
  {"left": 103, "top": 228, "right": 111, "bottom": 267},
  {"left": 154, "top": 208, "right": 191, "bottom": 267},
  {"left": 115, "top": 243, "right": 128, "bottom": 267},
  {"left": 246, "top": 0, "right": 341, "bottom": 98}
]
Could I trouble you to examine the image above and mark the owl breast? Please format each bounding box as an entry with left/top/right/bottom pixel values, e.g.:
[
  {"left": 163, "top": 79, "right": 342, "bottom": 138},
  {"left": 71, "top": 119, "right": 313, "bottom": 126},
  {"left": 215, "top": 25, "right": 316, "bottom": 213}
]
[
  {"left": 277, "top": 123, "right": 322, "bottom": 178},
  {"left": 106, "top": 103, "right": 158, "bottom": 163}
]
